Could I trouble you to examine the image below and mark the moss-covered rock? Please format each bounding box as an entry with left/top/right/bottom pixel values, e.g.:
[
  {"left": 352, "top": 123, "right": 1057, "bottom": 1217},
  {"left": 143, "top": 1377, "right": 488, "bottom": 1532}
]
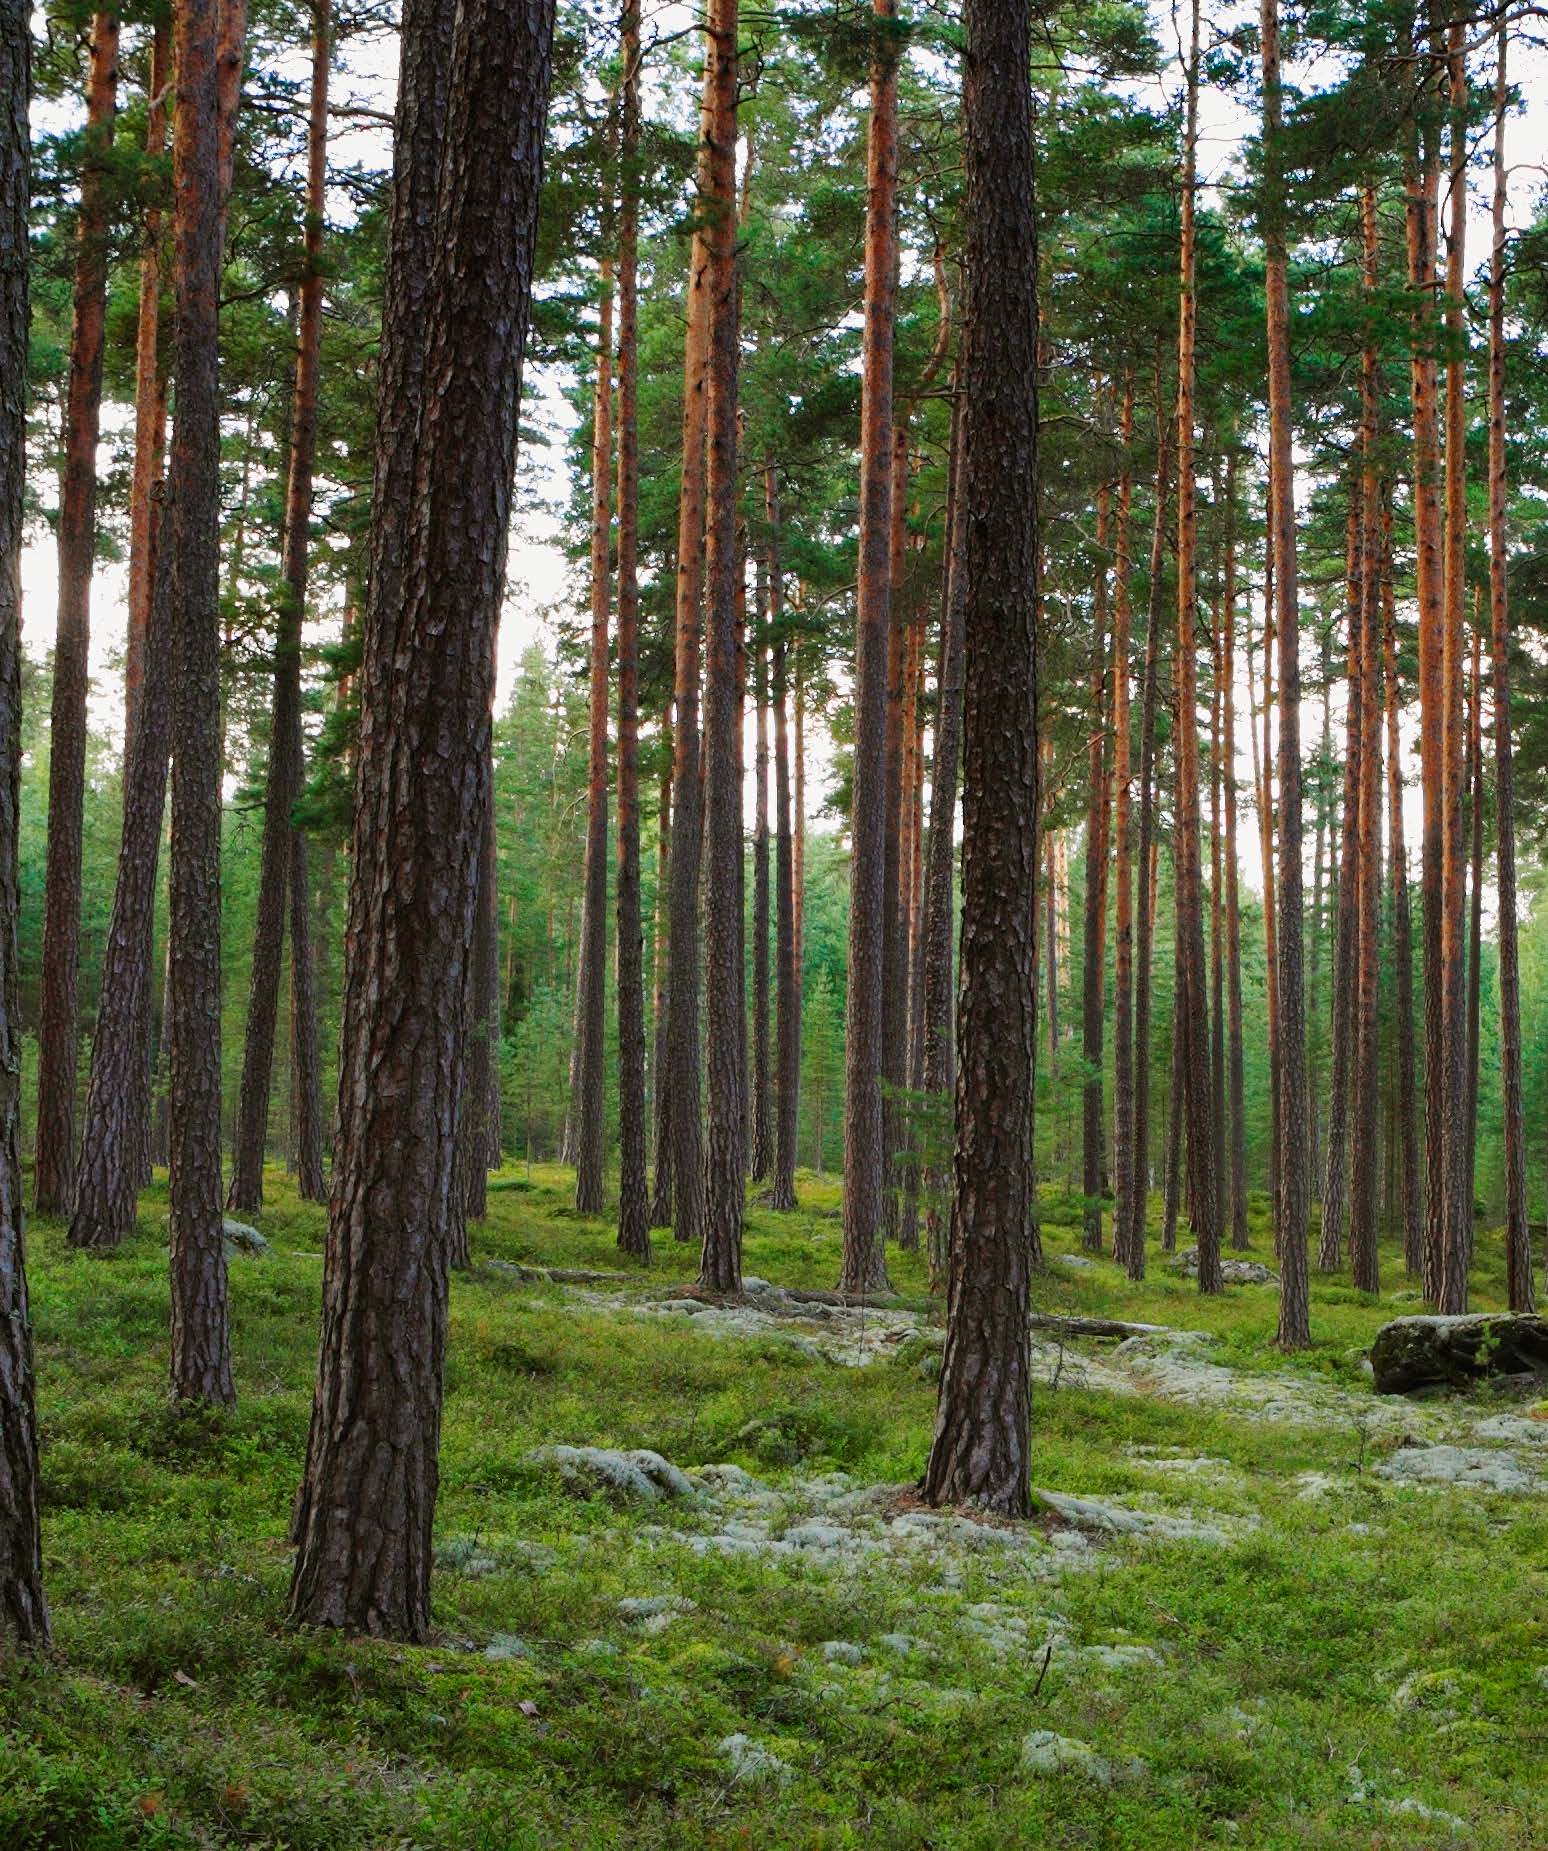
[{"left": 1369, "top": 1313, "right": 1548, "bottom": 1394}]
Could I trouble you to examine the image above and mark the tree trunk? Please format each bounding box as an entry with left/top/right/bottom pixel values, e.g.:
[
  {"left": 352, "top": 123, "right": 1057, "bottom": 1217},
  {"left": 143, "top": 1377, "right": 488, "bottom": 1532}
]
[
  {"left": 228, "top": 0, "right": 330, "bottom": 1214},
  {"left": 923, "top": 0, "right": 1039, "bottom": 1513},
  {"left": 1262, "top": 0, "right": 1310, "bottom": 1346},
  {"left": 750, "top": 595, "right": 772, "bottom": 1183},
  {"left": 1382, "top": 498, "right": 1421, "bottom": 1278},
  {"left": 649, "top": 707, "right": 673, "bottom": 1224},
  {"left": 1173, "top": 0, "right": 1221, "bottom": 1294},
  {"left": 166, "top": 0, "right": 239, "bottom": 1406},
  {"left": 1081, "top": 459, "right": 1111, "bottom": 1254},
  {"left": 288, "top": 0, "right": 555, "bottom": 1640},
  {"left": 1123, "top": 386, "right": 1172, "bottom": 1279},
  {"left": 574, "top": 246, "right": 615, "bottom": 1216},
  {"left": 1110, "top": 375, "right": 1136, "bottom": 1260},
  {"left": 1464, "top": 621, "right": 1482, "bottom": 1226},
  {"left": 1162, "top": 992, "right": 1183, "bottom": 1254},
  {"left": 663, "top": 52, "right": 714, "bottom": 1250},
  {"left": 615, "top": 5, "right": 650, "bottom": 1261},
  {"left": 454, "top": 781, "right": 498, "bottom": 1244},
  {"left": 1221, "top": 447, "right": 1248, "bottom": 1251},
  {"left": 0, "top": 0, "right": 47, "bottom": 1645},
  {"left": 1350, "top": 186, "right": 1382, "bottom": 1295},
  {"left": 1251, "top": 496, "right": 1282, "bottom": 1248},
  {"left": 34, "top": 10, "right": 120, "bottom": 1214},
  {"left": 1321, "top": 503, "right": 1363, "bottom": 1272},
  {"left": 1487, "top": 21, "right": 1532, "bottom": 1310},
  {"left": 768, "top": 464, "right": 800, "bottom": 1214},
  {"left": 1437, "top": 19, "right": 1470, "bottom": 1313},
  {"left": 124, "top": 18, "right": 171, "bottom": 763},
  {"left": 697, "top": 0, "right": 742, "bottom": 1295},
  {"left": 839, "top": 0, "right": 898, "bottom": 1298},
  {"left": 1209, "top": 551, "right": 1225, "bottom": 1238}
]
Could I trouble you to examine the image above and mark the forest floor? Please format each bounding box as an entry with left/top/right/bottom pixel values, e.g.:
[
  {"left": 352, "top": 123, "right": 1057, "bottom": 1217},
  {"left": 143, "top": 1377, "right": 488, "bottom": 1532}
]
[{"left": 5, "top": 1166, "right": 1548, "bottom": 1848}]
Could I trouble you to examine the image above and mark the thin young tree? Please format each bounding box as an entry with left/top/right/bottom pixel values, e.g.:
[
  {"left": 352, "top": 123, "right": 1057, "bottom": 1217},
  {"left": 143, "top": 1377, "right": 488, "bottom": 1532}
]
[
  {"left": 1081, "top": 444, "right": 1112, "bottom": 1255},
  {"left": 615, "top": 0, "right": 650, "bottom": 1261},
  {"left": 1262, "top": 0, "right": 1310, "bottom": 1347},
  {"left": 0, "top": 0, "right": 47, "bottom": 1647},
  {"left": 574, "top": 227, "right": 615, "bottom": 1217},
  {"left": 768, "top": 463, "right": 800, "bottom": 1214},
  {"left": 697, "top": 0, "right": 743, "bottom": 1295},
  {"left": 922, "top": 0, "right": 1039, "bottom": 1516},
  {"left": 289, "top": 0, "right": 556, "bottom": 1640},
  {"left": 228, "top": 0, "right": 331, "bottom": 1214},
  {"left": 750, "top": 607, "right": 773, "bottom": 1183},
  {"left": 34, "top": 11, "right": 121, "bottom": 1214},
  {"left": 1487, "top": 19, "right": 1531, "bottom": 1311},
  {"left": 839, "top": 0, "right": 899, "bottom": 1298},
  {"left": 1110, "top": 375, "right": 1137, "bottom": 1260}
]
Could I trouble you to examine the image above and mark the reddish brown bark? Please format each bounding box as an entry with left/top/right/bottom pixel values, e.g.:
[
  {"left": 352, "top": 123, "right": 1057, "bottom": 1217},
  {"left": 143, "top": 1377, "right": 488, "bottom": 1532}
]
[
  {"left": 1222, "top": 450, "right": 1247, "bottom": 1252},
  {"left": 649, "top": 706, "right": 672, "bottom": 1225},
  {"left": 0, "top": 0, "right": 47, "bottom": 1645},
  {"left": 1382, "top": 500, "right": 1422, "bottom": 1277},
  {"left": 1110, "top": 376, "right": 1136, "bottom": 1259},
  {"left": 615, "top": 7, "right": 649, "bottom": 1260},
  {"left": 288, "top": 0, "right": 555, "bottom": 1639},
  {"left": 767, "top": 464, "right": 799, "bottom": 1214},
  {"left": 35, "top": 11, "right": 120, "bottom": 1215},
  {"left": 840, "top": 0, "right": 898, "bottom": 1297},
  {"left": 923, "top": 0, "right": 1039, "bottom": 1513}
]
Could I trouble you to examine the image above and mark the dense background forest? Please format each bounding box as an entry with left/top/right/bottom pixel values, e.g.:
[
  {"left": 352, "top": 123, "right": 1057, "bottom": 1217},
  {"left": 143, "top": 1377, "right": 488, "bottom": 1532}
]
[{"left": 5, "top": 0, "right": 1548, "bottom": 1841}]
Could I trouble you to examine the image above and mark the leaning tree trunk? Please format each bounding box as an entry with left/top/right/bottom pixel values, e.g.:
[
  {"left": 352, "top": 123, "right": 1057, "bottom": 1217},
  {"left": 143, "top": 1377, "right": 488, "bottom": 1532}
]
[
  {"left": 614, "top": 1, "right": 650, "bottom": 1261},
  {"left": 34, "top": 10, "right": 120, "bottom": 1215},
  {"left": 923, "top": 0, "right": 1039, "bottom": 1515},
  {"left": 288, "top": 0, "right": 555, "bottom": 1641},
  {"left": 1262, "top": 0, "right": 1310, "bottom": 1347},
  {"left": 1486, "top": 22, "right": 1531, "bottom": 1311},
  {"left": 0, "top": 0, "right": 47, "bottom": 1646},
  {"left": 574, "top": 246, "right": 615, "bottom": 1216},
  {"left": 839, "top": 0, "right": 898, "bottom": 1298},
  {"left": 167, "top": 0, "right": 238, "bottom": 1407},
  {"left": 768, "top": 463, "right": 800, "bottom": 1214},
  {"left": 228, "top": 0, "right": 330, "bottom": 1215}
]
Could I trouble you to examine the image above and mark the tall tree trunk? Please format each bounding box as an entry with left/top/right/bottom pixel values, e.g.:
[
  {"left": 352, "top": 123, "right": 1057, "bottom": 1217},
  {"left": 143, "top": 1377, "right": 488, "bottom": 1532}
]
[
  {"left": 1110, "top": 375, "right": 1137, "bottom": 1260},
  {"left": 1382, "top": 499, "right": 1421, "bottom": 1277},
  {"left": 1123, "top": 388, "right": 1172, "bottom": 1279},
  {"left": 749, "top": 595, "right": 773, "bottom": 1182},
  {"left": 1350, "top": 186, "right": 1382, "bottom": 1295},
  {"left": 1437, "top": 19, "right": 1469, "bottom": 1312},
  {"left": 1464, "top": 620, "right": 1482, "bottom": 1227},
  {"left": 1173, "top": 0, "right": 1221, "bottom": 1292},
  {"left": 1209, "top": 556, "right": 1225, "bottom": 1237},
  {"left": 880, "top": 416, "right": 909, "bottom": 1244},
  {"left": 228, "top": 0, "right": 330, "bottom": 1213},
  {"left": 166, "top": 0, "right": 239, "bottom": 1406},
  {"left": 768, "top": 464, "right": 800, "bottom": 1214},
  {"left": 663, "top": 52, "right": 715, "bottom": 1249},
  {"left": 288, "top": 0, "right": 555, "bottom": 1640},
  {"left": 649, "top": 706, "right": 673, "bottom": 1224},
  {"left": 1487, "top": 21, "right": 1532, "bottom": 1310},
  {"left": 0, "top": 0, "right": 47, "bottom": 1645},
  {"left": 1263, "top": 0, "right": 1310, "bottom": 1346},
  {"left": 123, "top": 18, "right": 171, "bottom": 763},
  {"left": 1162, "top": 990, "right": 1183, "bottom": 1254},
  {"left": 1321, "top": 503, "right": 1363, "bottom": 1272},
  {"left": 34, "top": 11, "right": 121, "bottom": 1214},
  {"left": 921, "top": 380, "right": 965, "bottom": 1277},
  {"left": 1081, "top": 456, "right": 1111, "bottom": 1253},
  {"left": 615, "top": 3, "right": 650, "bottom": 1260},
  {"left": 1251, "top": 502, "right": 1282, "bottom": 1246},
  {"left": 839, "top": 0, "right": 898, "bottom": 1297},
  {"left": 923, "top": 0, "right": 1039, "bottom": 1514},
  {"left": 1222, "top": 447, "right": 1248, "bottom": 1251},
  {"left": 697, "top": 0, "right": 742, "bottom": 1294},
  {"left": 574, "top": 248, "right": 615, "bottom": 1215}
]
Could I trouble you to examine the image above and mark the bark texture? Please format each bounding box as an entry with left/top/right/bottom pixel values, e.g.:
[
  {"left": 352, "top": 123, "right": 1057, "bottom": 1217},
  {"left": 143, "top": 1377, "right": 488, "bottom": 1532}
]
[
  {"left": 288, "top": 0, "right": 555, "bottom": 1639},
  {"left": 768, "top": 465, "right": 800, "bottom": 1214},
  {"left": 922, "top": 0, "right": 1039, "bottom": 1515}
]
